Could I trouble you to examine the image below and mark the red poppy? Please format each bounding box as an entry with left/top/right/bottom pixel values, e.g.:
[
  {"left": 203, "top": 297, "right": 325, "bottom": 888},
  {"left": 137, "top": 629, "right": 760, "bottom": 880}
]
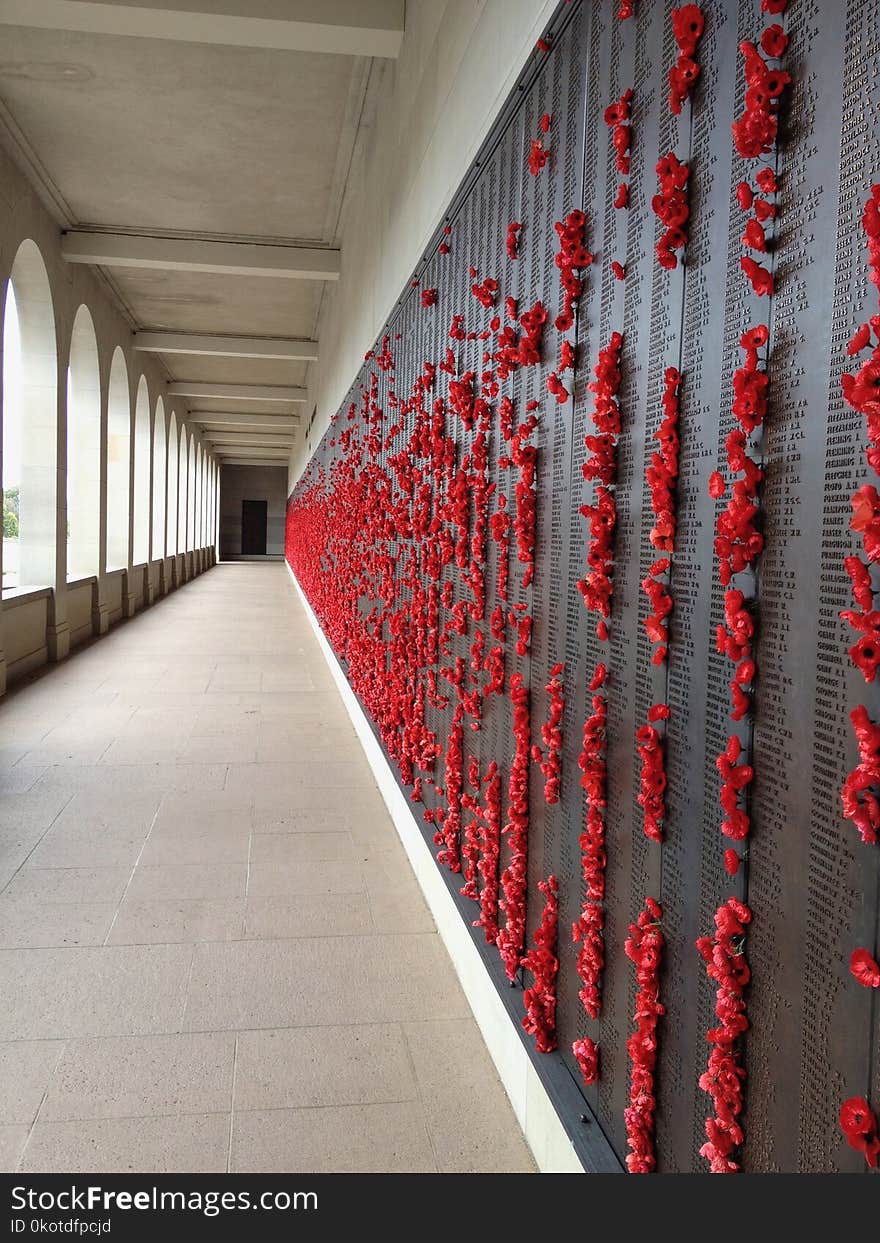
[
  {"left": 615, "top": 182, "right": 629, "bottom": 209},
  {"left": 742, "top": 218, "right": 767, "bottom": 252},
  {"left": 850, "top": 948, "right": 880, "bottom": 988},
  {"left": 736, "top": 181, "right": 754, "bottom": 211},
  {"left": 741, "top": 255, "right": 774, "bottom": 295},
  {"left": 850, "top": 633, "right": 880, "bottom": 682},
  {"left": 848, "top": 323, "right": 871, "bottom": 356},
  {"left": 612, "top": 260, "right": 626, "bottom": 281},
  {"left": 760, "top": 24, "right": 788, "bottom": 58},
  {"left": 724, "top": 848, "right": 740, "bottom": 876},
  {"left": 671, "top": 4, "right": 705, "bottom": 56},
  {"left": 709, "top": 471, "right": 725, "bottom": 499},
  {"left": 840, "top": 1097, "right": 875, "bottom": 1137},
  {"left": 540, "top": 112, "right": 551, "bottom": 133},
  {"left": 761, "top": 0, "right": 788, "bottom": 12}
]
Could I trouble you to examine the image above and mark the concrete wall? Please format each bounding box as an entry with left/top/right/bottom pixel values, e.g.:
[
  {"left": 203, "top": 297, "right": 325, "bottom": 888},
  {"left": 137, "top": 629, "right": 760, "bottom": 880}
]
[
  {"left": 0, "top": 145, "right": 219, "bottom": 693},
  {"left": 219, "top": 464, "right": 288, "bottom": 559},
  {"left": 290, "top": 0, "right": 558, "bottom": 486}
]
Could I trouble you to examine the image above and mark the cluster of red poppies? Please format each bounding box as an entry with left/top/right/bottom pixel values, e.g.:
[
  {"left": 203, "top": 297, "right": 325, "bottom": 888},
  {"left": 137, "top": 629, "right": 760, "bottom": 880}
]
[
  {"left": 737, "top": 166, "right": 779, "bottom": 299},
  {"left": 511, "top": 414, "right": 538, "bottom": 593},
  {"left": 731, "top": 26, "right": 790, "bottom": 163},
  {"left": 668, "top": 5, "right": 704, "bottom": 116},
  {"left": 713, "top": 330, "right": 768, "bottom": 582},
  {"left": 653, "top": 152, "right": 690, "bottom": 271},
  {"left": 421, "top": 287, "right": 438, "bottom": 308},
  {"left": 493, "top": 218, "right": 513, "bottom": 266},
  {"left": 471, "top": 275, "right": 498, "bottom": 308},
  {"left": 435, "top": 712, "right": 464, "bottom": 866},
  {"left": 641, "top": 370, "right": 681, "bottom": 664},
  {"left": 572, "top": 664, "right": 608, "bottom": 1032},
  {"left": 572, "top": 1036, "right": 599, "bottom": 1086},
  {"left": 577, "top": 333, "right": 623, "bottom": 626},
  {"left": 840, "top": 187, "right": 880, "bottom": 850},
  {"left": 531, "top": 662, "right": 564, "bottom": 804},
  {"left": 604, "top": 88, "right": 632, "bottom": 214},
  {"left": 498, "top": 671, "right": 531, "bottom": 981},
  {"left": 637, "top": 704, "right": 669, "bottom": 842},
  {"left": 459, "top": 756, "right": 483, "bottom": 901},
  {"left": 528, "top": 137, "right": 549, "bottom": 177},
  {"left": 474, "top": 762, "right": 502, "bottom": 945},
  {"left": 624, "top": 897, "right": 665, "bottom": 1173},
  {"left": 715, "top": 734, "right": 754, "bottom": 846},
  {"left": 553, "top": 209, "right": 592, "bottom": 332},
  {"left": 695, "top": 898, "right": 752, "bottom": 1173},
  {"left": 521, "top": 875, "right": 559, "bottom": 1054},
  {"left": 708, "top": 318, "right": 772, "bottom": 854}
]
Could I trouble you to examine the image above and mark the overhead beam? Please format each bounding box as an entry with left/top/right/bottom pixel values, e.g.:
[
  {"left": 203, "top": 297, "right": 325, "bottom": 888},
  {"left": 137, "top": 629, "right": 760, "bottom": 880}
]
[
  {"left": 0, "top": 1, "right": 404, "bottom": 58},
  {"left": 193, "top": 412, "right": 299, "bottom": 430},
  {"left": 213, "top": 448, "right": 290, "bottom": 460},
  {"left": 168, "top": 382, "right": 307, "bottom": 403},
  {"left": 207, "top": 433, "right": 295, "bottom": 446},
  {"left": 62, "top": 232, "right": 340, "bottom": 281},
  {"left": 220, "top": 459, "right": 292, "bottom": 468},
  {"left": 134, "top": 331, "right": 319, "bottom": 361}
]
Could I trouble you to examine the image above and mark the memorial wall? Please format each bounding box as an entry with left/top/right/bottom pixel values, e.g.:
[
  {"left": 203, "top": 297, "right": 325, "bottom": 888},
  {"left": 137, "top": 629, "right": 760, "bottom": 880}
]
[{"left": 286, "top": 0, "right": 880, "bottom": 1173}]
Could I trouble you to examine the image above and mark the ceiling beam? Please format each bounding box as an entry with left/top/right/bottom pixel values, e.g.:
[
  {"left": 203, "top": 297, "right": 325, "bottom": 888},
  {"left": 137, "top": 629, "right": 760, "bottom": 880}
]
[
  {"left": 214, "top": 447, "right": 290, "bottom": 459},
  {"left": 193, "top": 412, "right": 299, "bottom": 430},
  {"left": 134, "top": 331, "right": 319, "bottom": 361},
  {"left": 168, "top": 382, "right": 307, "bottom": 403},
  {"left": 220, "top": 459, "right": 291, "bottom": 468},
  {"left": 207, "top": 433, "right": 295, "bottom": 446},
  {"left": 62, "top": 232, "right": 340, "bottom": 281},
  {"left": 0, "top": 1, "right": 404, "bottom": 57}
]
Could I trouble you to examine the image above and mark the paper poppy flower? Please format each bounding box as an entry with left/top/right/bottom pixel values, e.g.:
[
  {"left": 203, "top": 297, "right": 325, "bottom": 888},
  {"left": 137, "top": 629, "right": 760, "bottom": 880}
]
[{"left": 850, "top": 948, "right": 880, "bottom": 988}]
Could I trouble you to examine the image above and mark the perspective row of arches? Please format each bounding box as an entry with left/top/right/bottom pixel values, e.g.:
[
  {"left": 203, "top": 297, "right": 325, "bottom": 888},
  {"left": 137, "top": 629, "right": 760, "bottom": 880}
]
[{"left": 2, "top": 238, "right": 218, "bottom": 594}]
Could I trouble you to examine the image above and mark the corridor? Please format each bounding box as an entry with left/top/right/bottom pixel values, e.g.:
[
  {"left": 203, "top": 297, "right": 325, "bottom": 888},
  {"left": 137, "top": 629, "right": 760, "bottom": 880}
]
[{"left": 0, "top": 563, "right": 533, "bottom": 1174}]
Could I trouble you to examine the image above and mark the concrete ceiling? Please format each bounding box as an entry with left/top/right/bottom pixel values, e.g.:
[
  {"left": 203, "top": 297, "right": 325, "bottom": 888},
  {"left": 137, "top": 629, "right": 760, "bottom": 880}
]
[{"left": 0, "top": 0, "right": 394, "bottom": 457}]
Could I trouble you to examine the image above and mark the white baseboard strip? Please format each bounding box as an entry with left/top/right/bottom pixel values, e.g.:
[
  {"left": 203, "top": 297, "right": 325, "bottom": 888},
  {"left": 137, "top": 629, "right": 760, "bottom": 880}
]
[{"left": 287, "top": 562, "right": 586, "bottom": 1174}]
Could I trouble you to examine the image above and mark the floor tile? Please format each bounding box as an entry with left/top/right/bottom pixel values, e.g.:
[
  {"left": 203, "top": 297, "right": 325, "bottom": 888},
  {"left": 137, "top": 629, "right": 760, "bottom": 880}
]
[
  {"left": 234, "top": 1024, "right": 417, "bottom": 1111},
  {"left": 41, "top": 1032, "right": 235, "bottom": 1120},
  {"left": 0, "top": 898, "right": 116, "bottom": 948},
  {"left": 243, "top": 893, "right": 372, "bottom": 939},
  {"left": 107, "top": 897, "right": 246, "bottom": 944},
  {"left": 403, "top": 1020, "right": 535, "bottom": 1173},
  {"left": 231, "top": 1102, "right": 435, "bottom": 1173},
  {"left": 0, "top": 1040, "right": 64, "bottom": 1123},
  {"left": 0, "top": 1125, "right": 29, "bottom": 1171},
  {"left": 20, "top": 1113, "right": 230, "bottom": 1173},
  {"left": 125, "top": 863, "right": 248, "bottom": 902}
]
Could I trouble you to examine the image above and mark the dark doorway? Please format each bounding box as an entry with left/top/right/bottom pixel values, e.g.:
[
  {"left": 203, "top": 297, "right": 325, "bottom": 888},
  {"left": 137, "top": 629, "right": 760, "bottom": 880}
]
[{"left": 241, "top": 499, "right": 268, "bottom": 555}]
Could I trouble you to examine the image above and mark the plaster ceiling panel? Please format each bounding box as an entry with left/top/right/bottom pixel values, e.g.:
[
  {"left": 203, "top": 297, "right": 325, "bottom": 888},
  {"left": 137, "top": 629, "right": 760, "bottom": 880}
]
[
  {"left": 0, "top": 25, "right": 356, "bottom": 239},
  {"left": 157, "top": 355, "right": 308, "bottom": 386},
  {"left": 184, "top": 395, "right": 303, "bottom": 414},
  {"left": 106, "top": 266, "right": 322, "bottom": 336}
]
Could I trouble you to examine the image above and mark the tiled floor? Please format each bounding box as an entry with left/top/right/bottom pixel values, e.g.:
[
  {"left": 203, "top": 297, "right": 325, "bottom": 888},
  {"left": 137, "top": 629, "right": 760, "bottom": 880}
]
[{"left": 0, "top": 563, "right": 534, "bottom": 1173}]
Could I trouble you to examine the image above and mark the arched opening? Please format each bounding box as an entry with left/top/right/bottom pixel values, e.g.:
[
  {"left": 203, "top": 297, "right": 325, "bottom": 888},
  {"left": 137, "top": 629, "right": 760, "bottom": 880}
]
[
  {"left": 106, "top": 348, "right": 130, "bottom": 571},
  {"left": 132, "top": 377, "right": 151, "bottom": 564},
  {"left": 66, "top": 305, "right": 100, "bottom": 580},
  {"left": 187, "top": 430, "right": 196, "bottom": 551},
  {"left": 152, "top": 397, "right": 166, "bottom": 559},
  {"left": 178, "top": 426, "right": 188, "bottom": 554},
  {"left": 2, "top": 241, "right": 57, "bottom": 592},
  {"left": 166, "top": 411, "right": 178, "bottom": 556},
  {"left": 195, "top": 442, "right": 203, "bottom": 548}
]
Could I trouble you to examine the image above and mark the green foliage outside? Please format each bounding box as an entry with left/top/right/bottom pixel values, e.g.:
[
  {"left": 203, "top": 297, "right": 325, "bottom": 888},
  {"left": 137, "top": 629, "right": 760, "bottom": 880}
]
[{"left": 3, "top": 485, "right": 18, "bottom": 538}]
